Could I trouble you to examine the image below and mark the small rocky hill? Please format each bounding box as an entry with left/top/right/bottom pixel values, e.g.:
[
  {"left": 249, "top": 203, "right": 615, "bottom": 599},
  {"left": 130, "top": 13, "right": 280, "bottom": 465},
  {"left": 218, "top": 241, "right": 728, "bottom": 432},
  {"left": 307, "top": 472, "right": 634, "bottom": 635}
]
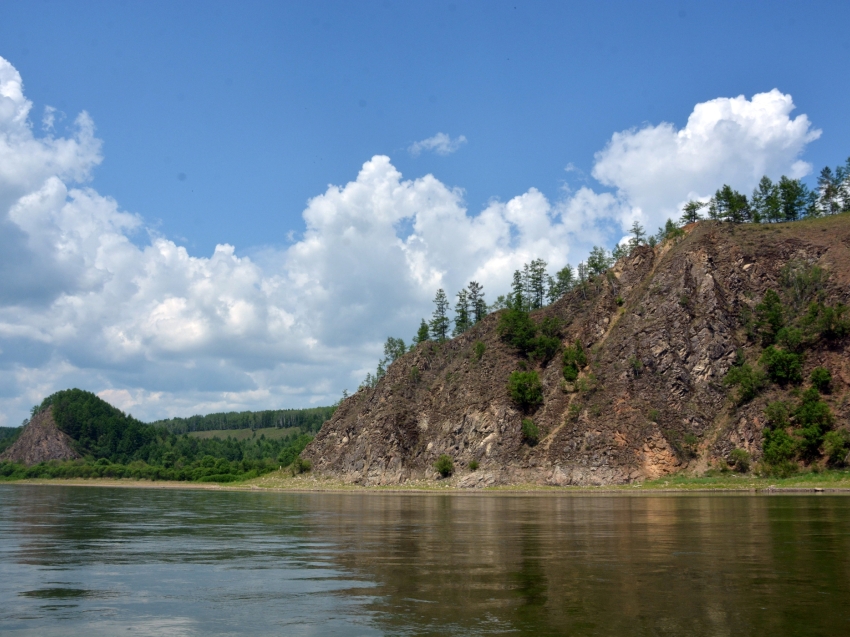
[
  {"left": 0, "top": 408, "right": 80, "bottom": 466},
  {"left": 304, "top": 215, "right": 850, "bottom": 486}
]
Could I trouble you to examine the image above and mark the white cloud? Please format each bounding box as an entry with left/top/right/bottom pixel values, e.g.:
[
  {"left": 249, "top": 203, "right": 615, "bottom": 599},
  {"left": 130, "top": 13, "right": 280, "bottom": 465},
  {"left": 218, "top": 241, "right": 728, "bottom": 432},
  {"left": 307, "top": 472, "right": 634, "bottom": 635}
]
[
  {"left": 408, "top": 132, "right": 467, "bottom": 156},
  {"left": 0, "top": 55, "right": 824, "bottom": 425},
  {"left": 592, "top": 89, "right": 820, "bottom": 231}
]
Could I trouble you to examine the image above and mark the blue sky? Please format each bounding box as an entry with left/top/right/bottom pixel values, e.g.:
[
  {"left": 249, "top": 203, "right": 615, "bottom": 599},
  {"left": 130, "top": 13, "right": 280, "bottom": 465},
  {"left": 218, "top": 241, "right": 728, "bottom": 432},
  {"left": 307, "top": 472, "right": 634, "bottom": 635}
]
[{"left": 0, "top": 1, "right": 848, "bottom": 423}]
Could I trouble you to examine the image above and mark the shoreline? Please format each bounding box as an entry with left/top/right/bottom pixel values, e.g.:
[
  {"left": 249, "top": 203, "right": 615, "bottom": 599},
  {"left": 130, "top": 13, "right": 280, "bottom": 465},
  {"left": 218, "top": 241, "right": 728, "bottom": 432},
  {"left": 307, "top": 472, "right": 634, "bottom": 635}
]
[{"left": 5, "top": 472, "right": 850, "bottom": 495}]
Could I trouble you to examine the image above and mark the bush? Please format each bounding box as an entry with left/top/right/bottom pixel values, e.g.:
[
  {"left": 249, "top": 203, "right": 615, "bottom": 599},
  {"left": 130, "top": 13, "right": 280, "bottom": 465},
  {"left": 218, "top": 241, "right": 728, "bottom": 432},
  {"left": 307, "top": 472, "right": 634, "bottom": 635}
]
[
  {"left": 468, "top": 459, "right": 479, "bottom": 471},
  {"left": 434, "top": 454, "right": 454, "bottom": 477},
  {"left": 530, "top": 335, "right": 561, "bottom": 363},
  {"left": 724, "top": 362, "right": 766, "bottom": 403},
  {"left": 823, "top": 430, "right": 850, "bottom": 466},
  {"left": 804, "top": 302, "right": 850, "bottom": 341},
  {"left": 794, "top": 388, "right": 834, "bottom": 459},
  {"left": 497, "top": 308, "right": 538, "bottom": 355},
  {"left": 562, "top": 340, "right": 587, "bottom": 381},
  {"left": 628, "top": 356, "right": 643, "bottom": 375},
  {"left": 473, "top": 341, "right": 486, "bottom": 361},
  {"left": 508, "top": 370, "right": 543, "bottom": 410},
  {"left": 762, "top": 427, "right": 796, "bottom": 466},
  {"left": 759, "top": 346, "right": 803, "bottom": 386},
  {"left": 521, "top": 418, "right": 540, "bottom": 445},
  {"left": 729, "top": 448, "right": 750, "bottom": 473},
  {"left": 292, "top": 456, "right": 312, "bottom": 474},
  {"left": 810, "top": 367, "right": 832, "bottom": 394},
  {"left": 754, "top": 289, "right": 784, "bottom": 346}
]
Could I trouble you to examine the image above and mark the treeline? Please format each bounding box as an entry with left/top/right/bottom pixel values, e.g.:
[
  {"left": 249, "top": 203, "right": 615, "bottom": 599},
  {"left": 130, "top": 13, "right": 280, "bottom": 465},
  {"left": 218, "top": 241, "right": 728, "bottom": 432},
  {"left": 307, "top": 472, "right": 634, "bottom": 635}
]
[
  {"left": 0, "top": 426, "right": 21, "bottom": 455},
  {"left": 0, "top": 389, "right": 314, "bottom": 483},
  {"left": 150, "top": 406, "right": 336, "bottom": 434}
]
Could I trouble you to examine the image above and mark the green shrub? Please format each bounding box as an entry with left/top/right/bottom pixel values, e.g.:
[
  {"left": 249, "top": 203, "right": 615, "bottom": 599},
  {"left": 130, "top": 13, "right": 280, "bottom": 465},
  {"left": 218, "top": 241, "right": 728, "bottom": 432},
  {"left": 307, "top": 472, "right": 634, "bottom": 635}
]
[
  {"left": 759, "top": 346, "right": 803, "bottom": 386},
  {"left": 628, "top": 356, "right": 643, "bottom": 375},
  {"left": 776, "top": 326, "right": 803, "bottom": 352},
  {"left": 410, "top": 365, "right": 421, "bottom": 383},
  {"left": 434, "top": 454, "right": 454, "bottom": 477},
  {"left": 521, "top": 418, "right": 540, "bottom": 445},
  {"left": 562, "top": 340, "right": 587, "bottom": 381},
  {"left": 530, "top": 335, "right": 560, "bottom": 363},
  {"left": 803, "top": 302, "right": 850, "bottom": 341},
  {"left": 292, "top": 456, "right": 312, "bottom": 474},
  {"left": 729, "top": 448, "right": 750, "bottom": 473},
  {"left": 762, "top": 427, "right": 796, "bottom": 466},
  {"left": 794, "top": 388, "right": 834, "bottom": 459},
  {"left": 615, "top": 296, "right": 624, "bottom": 306},
  {"left": 810, "top": 367, "right": 832, "bottom": 394},
  {"left": 473, "top": 341, "right": 486, "bottom": 361},
  {"left": 497, "top": 308, "right": 538, "bottom": 355},
  {"left": 508, "top": 371, "right": 543, "bottom": 410},
  {"left": 648, "top": 409, "right": 660, "bottom": 423},
  {"left": 724, "top": 362, "right": 766, "bottom": 403},
  {"left": 468, "top": 459, "right": 479, "bottom": 471},
  {"left": 823, "top": 430, "right": 850, "bottom": 466},
  {"left": 754, "top": 289, "right": 784, "bottom": 346}
]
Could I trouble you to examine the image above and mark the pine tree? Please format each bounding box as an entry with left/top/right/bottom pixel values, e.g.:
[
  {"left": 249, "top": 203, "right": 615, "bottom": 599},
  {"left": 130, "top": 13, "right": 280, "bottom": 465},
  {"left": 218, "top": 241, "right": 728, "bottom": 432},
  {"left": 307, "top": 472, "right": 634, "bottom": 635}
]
[
  {"left": 628, "top": 221, "right": 646, "bottom": 249},
  {"left": 429, "top": 289, "right": 451, "bottom": 342},
  {"left": 453, "top": 289, "right": 471, "bottom": 336},
  {"left": 778, "top": 176, "right": 809, "bottom": 222},
  {"left": 547, "top": 264, "right": 574, "bottom": 303},
  {"left": 587, "top": 246, "right": 611, "bottom": 275},
  {"left": 528, "top": 258, "right": 548, "bottom": 310},
  {"left": 510, "top": 270, "right": 526, "bottom": 311},
  {"left": 680, "top": 200, "right": 705, "bottom": 225},
  {"left": 467, "top": 281, "right": 487, "bottom": 324},
  {"left": 414, "top": 319, "right": 430, "bottom": 345},
  {"left": 751, "top": 176, "right": 781, "bottom": 223},
  {"left": 383, "top": 337, "right": 407, "bottom": 363}
]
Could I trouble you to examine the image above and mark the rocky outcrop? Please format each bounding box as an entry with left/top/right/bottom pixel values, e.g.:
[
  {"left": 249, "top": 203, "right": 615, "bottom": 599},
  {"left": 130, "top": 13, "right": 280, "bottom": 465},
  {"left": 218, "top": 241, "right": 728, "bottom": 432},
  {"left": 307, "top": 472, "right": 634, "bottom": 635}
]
[
  {"left": 304, "top": 217, "right": 850, "bottom": 486},
  {"left": 0, "top": 408, "right": 80, "bottom": 465}
]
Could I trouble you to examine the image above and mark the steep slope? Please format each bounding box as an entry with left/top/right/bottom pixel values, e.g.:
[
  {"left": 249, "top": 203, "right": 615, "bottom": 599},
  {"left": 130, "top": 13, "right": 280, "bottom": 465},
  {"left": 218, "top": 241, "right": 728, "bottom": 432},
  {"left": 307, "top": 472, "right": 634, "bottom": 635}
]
[
  {"left": 304, "top": 216, "right": 850, "bottom": 486},
  {"left": 0, "top": 408, "right": 80, "bottom": 465}
]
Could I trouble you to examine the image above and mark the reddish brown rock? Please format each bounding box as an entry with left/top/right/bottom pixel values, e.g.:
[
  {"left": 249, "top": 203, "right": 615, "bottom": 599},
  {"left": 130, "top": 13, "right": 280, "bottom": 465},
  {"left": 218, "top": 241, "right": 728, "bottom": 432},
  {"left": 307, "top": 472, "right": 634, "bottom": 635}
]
[{"left": 0, "top": 408, "right": 80, "bottom": 465}]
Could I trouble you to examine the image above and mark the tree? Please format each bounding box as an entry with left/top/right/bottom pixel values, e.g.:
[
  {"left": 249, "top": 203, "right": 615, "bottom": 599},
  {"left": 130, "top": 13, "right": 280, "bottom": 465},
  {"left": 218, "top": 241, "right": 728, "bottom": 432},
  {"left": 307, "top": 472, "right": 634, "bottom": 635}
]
[
  {"left": 429, "top": 289, "right": 450, "bottom": 342},
  {"left": 383, "top": 337, "right": 407, "bottom": 363},
  {"left": 628, "top": 221, "right": 646, "bottom": 249},
  {"left": 711, "top": 185, "right": 750, "bottom": 223},
  {"left": 751, "top": 176, "right": 782, "bottom": 223},
  {"left": 680, "top": 200, "right": 705, "bottom": 225},
  {"left": 778, "top": 176, "right": 810, "bottom": 222},
  {"left": 816, "top": 166, "right": 842, "bottom": 216},
  {"left": 414, "top": 319, "right": 430, "bottom": 345},
  {"left": 528, "top": 259, "right": 548, "bottom": 310},
  {"left": 467, "top": 281, "right": 487, "bottom": 323},
  {"left": 453, "top": 289, "right": 471, "bottom": 336},
  {"left": 587, "top": 246, "right": 612, "bottom": 275},
  {"left": 547, "top": 264, "right": 574, "bottom": 303},
  {"left": 510, "top": 269, "right": 526, "bottom": 311}
]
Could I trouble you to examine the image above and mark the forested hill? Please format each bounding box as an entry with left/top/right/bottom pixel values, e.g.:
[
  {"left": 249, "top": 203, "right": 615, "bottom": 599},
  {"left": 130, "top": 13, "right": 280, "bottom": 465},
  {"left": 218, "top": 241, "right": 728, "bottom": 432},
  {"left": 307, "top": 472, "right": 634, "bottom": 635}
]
[
  {"left": 1, "top": 389, "right": 317, "bottom": 482},
  {"left": 150, "top": 406, "right": 335, "bottom": 435}
]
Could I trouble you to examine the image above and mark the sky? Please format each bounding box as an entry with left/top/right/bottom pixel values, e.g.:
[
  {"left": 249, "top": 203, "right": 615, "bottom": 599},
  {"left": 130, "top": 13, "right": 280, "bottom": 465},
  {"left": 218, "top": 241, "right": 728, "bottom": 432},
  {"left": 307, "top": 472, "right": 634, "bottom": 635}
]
[{"left": 0, "top": 0, "right": 848, "bottom": 425}]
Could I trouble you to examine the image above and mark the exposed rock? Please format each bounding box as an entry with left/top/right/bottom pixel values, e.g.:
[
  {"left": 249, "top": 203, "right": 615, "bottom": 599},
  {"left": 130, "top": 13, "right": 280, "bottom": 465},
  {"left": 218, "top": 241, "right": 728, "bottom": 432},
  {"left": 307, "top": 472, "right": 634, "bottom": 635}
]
[
  {"left": 0, "top": 408, "right": 80, "bottom": 465},
  {"left": 304, "top": 218, "right": 850, "bottom": 486}
]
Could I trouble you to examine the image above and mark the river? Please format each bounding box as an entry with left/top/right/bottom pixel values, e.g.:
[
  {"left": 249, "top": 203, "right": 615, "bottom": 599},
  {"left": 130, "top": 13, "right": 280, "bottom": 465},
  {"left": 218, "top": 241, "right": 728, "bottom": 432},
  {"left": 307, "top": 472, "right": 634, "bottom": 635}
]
[{"left": 1, "top": 485, "right": 848, "bottom": 636}]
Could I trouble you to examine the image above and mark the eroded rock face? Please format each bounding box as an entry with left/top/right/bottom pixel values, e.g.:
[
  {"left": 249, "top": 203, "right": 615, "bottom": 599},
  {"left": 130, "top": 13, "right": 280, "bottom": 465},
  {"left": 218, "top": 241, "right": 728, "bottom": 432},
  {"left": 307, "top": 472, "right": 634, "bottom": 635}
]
[
  {"left": 0, "top": 408, "right": 80, "bottom": 466},
  {"left": 304, "top": 220, "right": 850, "bottom": 486}
]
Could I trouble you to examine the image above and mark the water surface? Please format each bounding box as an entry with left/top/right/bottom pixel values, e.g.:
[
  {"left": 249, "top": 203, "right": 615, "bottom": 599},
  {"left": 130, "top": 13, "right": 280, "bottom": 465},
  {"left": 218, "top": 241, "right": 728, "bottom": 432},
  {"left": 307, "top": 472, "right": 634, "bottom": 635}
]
[{"left": 1, "top": 485, "right": 848, "bottom": 636}]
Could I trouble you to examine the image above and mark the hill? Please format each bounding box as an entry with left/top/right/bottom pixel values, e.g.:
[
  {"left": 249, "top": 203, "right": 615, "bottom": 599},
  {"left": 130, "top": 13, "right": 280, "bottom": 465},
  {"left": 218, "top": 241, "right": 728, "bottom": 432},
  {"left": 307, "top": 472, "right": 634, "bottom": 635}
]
[
  {"left": 150, "top": 406, "right": 334, "bottom": 435},
  {"left": 304, "top": 215, "right": 850, "bottom": 486},
  {"left": 0, "top": 389, "right": 316, "bottom": 482}
]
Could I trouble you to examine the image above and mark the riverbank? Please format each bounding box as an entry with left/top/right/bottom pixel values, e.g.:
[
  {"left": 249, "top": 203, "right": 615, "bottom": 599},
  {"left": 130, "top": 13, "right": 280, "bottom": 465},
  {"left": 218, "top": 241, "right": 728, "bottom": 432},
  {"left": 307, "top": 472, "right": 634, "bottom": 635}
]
[{"left": 7, "top": 466, "right": 850, "bottom": 493}]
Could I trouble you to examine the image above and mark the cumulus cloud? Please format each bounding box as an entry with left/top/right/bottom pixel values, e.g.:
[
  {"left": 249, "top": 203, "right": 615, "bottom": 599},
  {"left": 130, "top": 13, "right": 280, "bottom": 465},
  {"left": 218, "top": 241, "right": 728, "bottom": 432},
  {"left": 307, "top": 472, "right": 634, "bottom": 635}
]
[
  {"left": 0, "top": 55, "right": 823, "bottom": 425},
  {"left": 592, "top": 89, "right": 820, "bottom": 231},
  {"left": 408, "top": 132, "right": 467, "bottom": 156}
]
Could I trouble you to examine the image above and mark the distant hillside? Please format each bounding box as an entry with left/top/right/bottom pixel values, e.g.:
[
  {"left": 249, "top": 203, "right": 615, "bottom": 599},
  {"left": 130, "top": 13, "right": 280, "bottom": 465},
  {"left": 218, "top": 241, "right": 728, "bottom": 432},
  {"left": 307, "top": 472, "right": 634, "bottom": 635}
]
[
  {"left": 0, "top": 426, "right": 23, "bottom": 455},
  {"left": 150, "top": 406, "right": 335, "bottom": 434},
  {"left": 0, "top": 389, "right": 316, "bottom": 481},
  {"left": 305, "top": 215, "right": 850, "bottom": 486}
]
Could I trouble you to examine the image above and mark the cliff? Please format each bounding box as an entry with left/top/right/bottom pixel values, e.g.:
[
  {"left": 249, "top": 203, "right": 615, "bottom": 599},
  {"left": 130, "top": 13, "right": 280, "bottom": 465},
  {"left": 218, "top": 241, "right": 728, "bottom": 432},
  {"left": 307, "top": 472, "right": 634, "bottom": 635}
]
[
  {"left": 0, "top": 408, "right": 80, "bottom": 466},
  {"left": 305, "top": 217, "right": 850, "bottom": 486}
]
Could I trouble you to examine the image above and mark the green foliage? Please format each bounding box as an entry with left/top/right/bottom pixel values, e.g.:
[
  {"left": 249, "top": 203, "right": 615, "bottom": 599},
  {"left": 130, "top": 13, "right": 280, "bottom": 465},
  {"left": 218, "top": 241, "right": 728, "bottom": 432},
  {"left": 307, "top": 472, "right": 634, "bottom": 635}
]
[
  {"left": 414, "top": 319, "right": 431, "bottom": 344},
  {"left": 434, "top": 454, "right": 454, "bottom": 477},
  {"left": 562, "top": 340, "right": 587, "bottom": 381},
  {"left": 754, "top": 289, "right": 784, "bottom": 346},
  {"left": 531, "top": 335, "right": 561, "bottom": 364},
  {"left": 453, "top": 289, "right": 471, "bottom": 336},
  {"left": 779, "top": 261, "right": 827, "bottom": 312},
  {"left": 810, "top": 367, "right": 832, "bottom": 394},
  {"left": 291, "top": 456, "right": 312, "bottom": 474},
  {"left": 628, "top": 355, "right": 643, "bottom": 375},
  {"left": 759, "top": 346, "right": 803, "bottom": 386},
  {"left": 615, "top": 296, "right": 624, "bottom": 306},
  {"left": 521, "top": 418, "right": 540, "bottom": 445},
  {"left": 0, "top": 426, "right": 22, "bottom": 455},
  {"left": 729, "top": 448, "right": 750, "bottom": 473},
  {"left": 823, "top": 430, "right": 850, "bottom": 466},
  {"left": 497, "top": 307, "right": 538, "bottom": 355},
  {"left": 775, "top": 327, "right": 803, "bottom": 352},
  {"left": 152, "top": 405, "right": 334, "bottom": 435},
  {"left": 473, "top": 341, "right": 486, "bottom": 361},
  {"left": 794, "top": 388, "right": 834, "bottom": 459},
  {"left": 430, "top": 289, "right": 451, "bottom": 342},
  {"left": 680, "top": 200, "right": 705, "bottom": 224},
  {"left": 803, "top": 302, "right": 850, "bottom": 341},
  {"left": 468, "top": 459, "right": 479, "bottom": 471},
  {"left": 587, "top": 245, "right": 613, "bottom": 275},
  {"left": 647, "top": 409, "right": 660, "bottom": 423},
  {"left": 724, "top": 362, "right": 766, "bottom": 404},
  {"left": 508, "top": 370, "right": 543, "bottom": 410},
  {"left": 410, "top": 365, "right": 421, "bottom": 383},
  {"left": 762, "top": 427, "right": 797, "bottom": 467},
  {"left": 710, "top": 184, "right": 751, "bottom": 223}
]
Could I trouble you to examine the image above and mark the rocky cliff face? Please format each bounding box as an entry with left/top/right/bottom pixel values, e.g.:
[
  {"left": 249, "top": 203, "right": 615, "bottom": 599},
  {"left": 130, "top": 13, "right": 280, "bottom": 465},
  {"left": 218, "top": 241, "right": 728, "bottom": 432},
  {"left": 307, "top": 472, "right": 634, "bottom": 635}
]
[
  {"left": 304, "top": 217, "right": 850, "bottom": 486},
  {"left": 0, "top": 408, "right": 80, "bottom": 466}
]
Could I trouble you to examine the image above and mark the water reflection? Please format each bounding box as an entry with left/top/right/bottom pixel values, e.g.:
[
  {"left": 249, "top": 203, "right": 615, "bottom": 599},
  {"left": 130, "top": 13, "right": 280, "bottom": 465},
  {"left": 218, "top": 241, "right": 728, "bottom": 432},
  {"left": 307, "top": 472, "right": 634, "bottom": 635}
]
[{"left": 1, "top": 486, "right": 849, "bottom": 636}]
